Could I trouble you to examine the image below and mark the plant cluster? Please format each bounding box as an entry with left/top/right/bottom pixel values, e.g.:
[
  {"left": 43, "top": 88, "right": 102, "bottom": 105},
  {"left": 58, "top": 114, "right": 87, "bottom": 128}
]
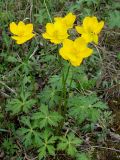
[{"left": 0, "top": 0, "right": 119, "bottom": 159}]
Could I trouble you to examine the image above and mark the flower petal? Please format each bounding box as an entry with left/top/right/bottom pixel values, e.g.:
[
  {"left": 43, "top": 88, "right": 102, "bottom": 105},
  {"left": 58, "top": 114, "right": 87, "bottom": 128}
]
[
  {"left": 76, "top": 26, "right": 84, "bottom": 34},
  {"left": 95, "top": 21, "right": 104, "bottom": 34},
  {"left": 11, "top": 36, "right": 19, "bottom": 40},
  {"left": 17, "top": 21, "right": 25, "bottom": 32},
  {"left": 80, "top": 48, "right": 93, "bottom": 58},
  {"left": 42, "top": 33, "right": 50, "bottom": 39},
  {"left": 93, "top": 34, "right": 98, "bottom": 44},
  {"left": 59, "top": 39, "right": 75, "bottom": 60},
  {"left": 46, "top": 23, "right": 55, "bottom": 35},
  {"left": 83, "top": 17, "right": 92, "bottom": 30},
  {"left": 82, "top": 33, "right": 92, "bottom": 43},
  {"left": 64, "top": 12, "right": 76, "bottom": 28},
  {"left": 70, "top": 58, "right": 83, "bottom": 67},
  {"left": 74, "top": 37, "right": 87, "bottom": 52},
  {"left": 10, "top": 22, "right": 18, "bottom": 35},
  {"left": 25, "top": 24, "right": 33, "bottom": 33}
]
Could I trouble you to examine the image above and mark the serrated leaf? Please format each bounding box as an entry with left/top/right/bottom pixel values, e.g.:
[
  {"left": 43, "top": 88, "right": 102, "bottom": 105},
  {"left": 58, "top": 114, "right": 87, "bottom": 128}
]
[
  {"left": 57, "top": 133, "right": 82, "bottom": 157},
  {"left": 32, "top": 104, "right": 63, "bottom": 128},
  {"left": 7, "top": 56, "right": 18, "bottom": 62},
  {"left": 38, "top": 146, "right": 46, "bottom": 159},
  {"left": 47, "top": 145, "right": 55, "bottom": 156},
  {"left": 76, "top": 153, "right": 91, "bottom": 160},
  {"left": 38, "top": 129, "right": 57, "bottom": 159},
  {"left": 6, "top": 92, "right": 36, "bottom": 115},
  {"left": 108, "top": 11, "right": 120, "bottom": 28},
  {"left": 24, "top": 132, "right": 32, "bottom": 147},
  {"left": 17, "top": 116, "right": 41, "bottom": 147},
  {"left": 39, "top": 86, "right": 60, "bottom": 107},
  {"left": 68, "top": 94, "right": 107, "bottom": 124}
]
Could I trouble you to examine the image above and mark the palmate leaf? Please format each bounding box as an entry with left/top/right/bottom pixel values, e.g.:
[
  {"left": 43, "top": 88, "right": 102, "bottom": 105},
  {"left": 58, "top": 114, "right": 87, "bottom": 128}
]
[
  {"left": 17, "top": 116, "right": 41, "bottom": 147},
  {"left": 38, "top": 129, "right": 57, "bottom": 159},
  {"left": 57, "top": 133, "right": 82, "bottom": 157},
  {"left": 76, "top": 153, "right": 91, "bottom": 160},
  {"left": 39, "top": 86, "right": 60, "bottom": 107},
  {"left": 32, "top": 104, "right": 63, "bottom": 128},
  {"left": 6, "top": 99, "right": 23, "bottom": 114},
  {"left": 6, "top": 91, "right": 36, "bottom": 115},
  {"left": 108, "top": 10, "right": 120, "bottom": 28},
  {"left": 68, "top": 94, "right": 107, "bottom": 124}
]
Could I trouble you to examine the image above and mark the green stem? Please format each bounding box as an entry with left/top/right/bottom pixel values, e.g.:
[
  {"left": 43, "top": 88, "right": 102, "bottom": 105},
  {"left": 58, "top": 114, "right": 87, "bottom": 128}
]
[
  {"left": 63, "top": 64, "right": 71, "bottom": 115},
  {"left": 44, "top": 0, "right": 52, "bottom": 22},
  {"left": 58, "top": 55, "right": 64, "bottom": 114},
  {"left": 58, "top": 62, "right": 71, "bottom": 115}
]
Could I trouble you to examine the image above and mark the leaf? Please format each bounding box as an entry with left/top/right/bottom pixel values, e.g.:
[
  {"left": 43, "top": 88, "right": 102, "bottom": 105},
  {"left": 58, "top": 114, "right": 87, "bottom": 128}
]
[
  {"left": 38, "top": 146, "right": 46, "bottom": 159},
  {"left": 6, "top": 99, "right": 23, "bottom": 114},
  {"left": 24, "top": 132, "right": 32, "bottom": 147},
  {"left": 76, "top": 153, "right": 91, "bottom": 160},
  {"left": 47, "top": 145, "right": 55, "bottom": 156},
  {"left": 2, "top": 31, "right": 10, "bottom": 47},
  {"left": 57, "top": 133, "right": 82, "bottom": 157},
  {"left": 39, "top": 86, "right": 60, "bottom": 107},
  {"left": 32, "top": 104, "right": 63, "bottom": 128},
  {"left": 108, "top": 11, "right": 120, "bottom": 28},
  {"left": 6, "top": 92, "right": 36, "bottom": 115},
  {"left": 68, "top": 94, "right": 107, "bottom": 124},
  {"left": 20, "top": 117, "right": 32, "bottom": 128},
  {"left": 117, "top": 52, "right": 120, "bottom": 60},
  {"left": 17, "top": 116, "right": 41, "bottom": 147},
  {"left": 7, "top": 56, "right": 18, "bottom": 63},
  {"left": 38, "top": 129, "right": 57, "bottom": 159}
]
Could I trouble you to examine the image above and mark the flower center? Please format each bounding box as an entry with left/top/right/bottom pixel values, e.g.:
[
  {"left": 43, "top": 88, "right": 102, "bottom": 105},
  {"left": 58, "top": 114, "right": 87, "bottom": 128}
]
[
  {"left": 53, "top": 30, "right": 59, "bottom": 39},
  {"left": 18, "top": 31, "right": 25, "bottom": 37}
]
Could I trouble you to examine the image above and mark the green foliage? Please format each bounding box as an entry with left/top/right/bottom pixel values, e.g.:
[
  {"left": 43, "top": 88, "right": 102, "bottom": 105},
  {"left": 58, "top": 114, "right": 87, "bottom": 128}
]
[
  {"left": 2, "top": 139, "right": 18, "bottom": 155},
  {"left": 17, "top": 116, "right": 41, "bottom": 147},
  {"left": 117, "top": 52, "right": 120, "bottom": 60},
  {"left": 108, "top": 11, "right": 120, "bottom": 28},
  {"left": 32, "top": 104, "right": 63, "bottom": 128},
  {"left": 68, "top": 94, "right": 107, "bottom": 124},
  {"left": 0, "top": 0, "right": 118, "bottom": 159},
  {"left": 38, "top": 129, "right": 57, "bottom": 159},
  {"left": 76, "top": 153, "right": 91, "bottom": 160},
  {"left": 57, "top": 133, "right": 82, "bottom": 157},
  {"left": 39, "top": 86, "right": 61, "bottom": 107},
  {"left": 6, "top": 91, "right": 36, "bottom": 115},
  {"left": 108, "top": 10, "right": 120, "bottom": 28}
]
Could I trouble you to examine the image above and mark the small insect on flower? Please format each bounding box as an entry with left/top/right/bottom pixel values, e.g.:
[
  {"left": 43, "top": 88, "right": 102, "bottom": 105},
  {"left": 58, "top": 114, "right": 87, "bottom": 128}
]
[
  {"left": 76, "top": 16, "right": 104, "bottom": 44},
  {"left": 59, "top": 37, "right": 93, "bottom": 67},
  {"left": 10, "top": 21, "right": 35, "bottom": 44}
]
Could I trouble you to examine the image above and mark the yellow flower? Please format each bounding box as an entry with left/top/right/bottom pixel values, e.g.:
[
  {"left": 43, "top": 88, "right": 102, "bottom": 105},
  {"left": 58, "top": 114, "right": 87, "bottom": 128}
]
[
  {"left": 42, "top": 21, "right": 69, "bottom": 44},
  {"left": 76, "top": 16, "right": 104, "bottom": 44},
  {"left": 54, "top": 12, "right": 76, "bottom": 29},
  {"left": 59, "top": 37, "right": 93, "bottom": 66},
  {"left": 10, "top": 21, "right": 35, "bottom": 44}
]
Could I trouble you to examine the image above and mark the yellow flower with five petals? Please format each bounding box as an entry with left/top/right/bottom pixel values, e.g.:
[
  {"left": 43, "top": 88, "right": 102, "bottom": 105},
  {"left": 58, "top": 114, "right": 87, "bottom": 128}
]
[
  {"left": 59, "top": 37, "right": 93, "bottom": 66},
  {"left": 42, "top": 21, "right": 69, "bottom": 44},
  {"left": 76, "top": 16, "right": 104, "bottom": 44},
  {"left": 10, "top": 21, "right": 35, "bottom": 44}
]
